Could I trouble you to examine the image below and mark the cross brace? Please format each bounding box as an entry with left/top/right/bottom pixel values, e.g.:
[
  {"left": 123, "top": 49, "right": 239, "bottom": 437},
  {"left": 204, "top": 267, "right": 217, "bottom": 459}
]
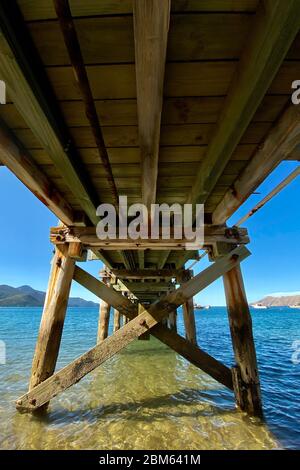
[{"left": 16, "top": 245, "right": 262, "bottom": 417}]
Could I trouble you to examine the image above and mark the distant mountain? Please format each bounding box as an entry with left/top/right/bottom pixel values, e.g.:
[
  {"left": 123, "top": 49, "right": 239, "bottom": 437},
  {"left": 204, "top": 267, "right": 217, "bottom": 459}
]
[
  {"left": 0, "top": 284, "right": 99, "bottom": 307},
  {"left": 252, "top": 295, "right": 300, "bottom": 307}
]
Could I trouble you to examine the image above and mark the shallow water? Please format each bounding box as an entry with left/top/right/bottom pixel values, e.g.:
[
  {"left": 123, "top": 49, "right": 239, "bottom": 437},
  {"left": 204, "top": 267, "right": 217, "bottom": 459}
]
[{"left": 0, "top": 307, "right": 299, "bottom": 450}]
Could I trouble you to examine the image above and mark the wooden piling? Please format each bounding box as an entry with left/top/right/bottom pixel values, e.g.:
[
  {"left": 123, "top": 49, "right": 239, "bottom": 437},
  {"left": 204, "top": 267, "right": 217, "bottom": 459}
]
[
  {"left": 29, "top": 246, "right": 75, "bottom": 409},
  {"left": 97, "top": 298, "right": 111, "bottom": 343},
  {"left": 180, "top": 271, "right": 197, "bottom": 345},
  {"left": 223, "top": 264, "right": 263, "bottom": 417},
  {"left": 168, "top": 310, "right": 177, "bottom": 332},
  {"left": 113, "top": 309, "right": 121, "bottom": 332}
]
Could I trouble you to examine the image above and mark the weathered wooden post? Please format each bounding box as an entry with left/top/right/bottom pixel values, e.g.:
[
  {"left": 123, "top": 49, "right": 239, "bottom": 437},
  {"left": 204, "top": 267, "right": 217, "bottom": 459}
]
[
  {"left": 168, "top": 309, "right": 177, "bottom": 332},
  {"left": 97, "top": 300, "right": 111, "bottom": 343},
  {"left": 223, "top": 263, "right": 262, "bottom": 417},
  {"left": 113, "top": 309, "right": 121, "bottom": 332},
  {"left": 97, "top": 273, "right": 111, "bottom": 343},
  {"left": 27, "top": 246, "right": 75, "bottom": 409},
  {"left": 179, "top": 270, "right": 197, "bottom": 345}
]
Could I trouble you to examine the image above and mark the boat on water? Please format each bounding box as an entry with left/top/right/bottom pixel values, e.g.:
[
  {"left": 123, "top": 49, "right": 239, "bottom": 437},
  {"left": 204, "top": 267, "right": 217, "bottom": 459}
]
[
  {"left": 289, "top": 305, "right": 300, "bottom": 309},
  {"left": 251, "top": 303, "right": 268, "bottom": 309},
  {"left": 194, "top": 304, "right": 211, "bottom": 310}
]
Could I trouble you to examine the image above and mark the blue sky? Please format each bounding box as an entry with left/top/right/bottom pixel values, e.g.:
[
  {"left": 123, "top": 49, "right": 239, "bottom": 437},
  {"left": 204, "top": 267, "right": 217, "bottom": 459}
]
[{"left": 0, "top": 161, "right": 299, "bottom": 305}]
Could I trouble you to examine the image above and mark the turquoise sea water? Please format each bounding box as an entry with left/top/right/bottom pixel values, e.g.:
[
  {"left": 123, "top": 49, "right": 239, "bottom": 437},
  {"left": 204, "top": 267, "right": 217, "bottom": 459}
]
[{"left": 0, "top": 306, "right": 299, "bottom": 450}]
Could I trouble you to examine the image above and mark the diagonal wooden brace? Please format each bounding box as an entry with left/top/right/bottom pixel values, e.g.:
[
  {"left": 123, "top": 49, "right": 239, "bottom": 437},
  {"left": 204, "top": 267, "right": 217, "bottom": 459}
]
[{"left": 16, "top": 246, "right": 250, "bottom": 411}]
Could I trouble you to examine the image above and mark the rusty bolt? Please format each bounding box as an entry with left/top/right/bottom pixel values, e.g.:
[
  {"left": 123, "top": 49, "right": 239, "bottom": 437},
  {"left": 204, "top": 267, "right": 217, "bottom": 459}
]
[
  {"left": 56, "top": 257, "right": 62, "bottom": 268},
  {"left": 30, "top": 398, "right": 36, "bottom": 406},
  {"left": 139, "top": 318, "right": 147, "bottom": 327}
]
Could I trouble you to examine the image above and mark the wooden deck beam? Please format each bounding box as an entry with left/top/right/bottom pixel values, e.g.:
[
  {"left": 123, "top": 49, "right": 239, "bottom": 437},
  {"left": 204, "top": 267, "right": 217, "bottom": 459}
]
[
  {"left": 0, "top": 2, "right": 99, "bottom": 225},
  {"left": 108, "top": 268, "right": 184, "bottom": 280},
  {"left": 0, "top": 121, "right": 75, "bottom": 226},
  {"left": 187, "top": 0, "right": 300, "bottom": 207},
  {"left": 50, "top": 225, "right": 249, "bottom": 250},
  {"left": 133, "top": 0, "right": 170, "bottom": 209},
  {"left": 213, "top": 105, "right": 300, "bottom": 224}
]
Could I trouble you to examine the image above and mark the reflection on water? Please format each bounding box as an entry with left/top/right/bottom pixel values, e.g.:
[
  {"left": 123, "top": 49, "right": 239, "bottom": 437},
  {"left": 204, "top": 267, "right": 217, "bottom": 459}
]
[{"left": 0, "top": 329, "right": 278, "bottom": 450}]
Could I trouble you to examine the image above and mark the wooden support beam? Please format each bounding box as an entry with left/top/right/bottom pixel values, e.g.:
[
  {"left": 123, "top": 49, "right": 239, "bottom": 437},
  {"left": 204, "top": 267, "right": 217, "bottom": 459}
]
[
  {"left": 54, "top": 0, "right": 118, "bottom": 206},
  {"left": 138, "top": 303, "right": 150, "bottom": 341},
  {"left": 187, "top": 1, "right": 300, "bottom": 206},
  {"left": 0, "top": 2, "right": 99, "bottom": 224},
  {"left": 50, "top": 225, "right": 249, "bottom": 249},
  {"left": 223, "top": 264, "right": 262, "bottom": 417},
  {"left": 97, "top": 274, "right": 111, "bottom": 343},
  {"left": 16, "top": 247, "right": 249, "bottom": 411},
  {"left": 168, "top": 310, "right": 177, "bottom": 333},
  {"left": 97, "top": 300, "right": 111, "bottom": 343},
  {"left": 114, "top": 281, "right": 174, "bottom": 294},
  {"left": 213, "top": 105, "right": 300, "bottom": 224},
  {"left": 0, "top": 121, "right": 75, "bottom": 226},
  {"left": 179, "top": 270, "right": 197, "bottom": 345},
  {"left": 27, "top": 247, "right": 75, "bottom": 409},
  {"left": 17, "top": 321, "right": 233, "bottom": 412},
  {"left": 235, "top": 165, "right": 300, "bottom": 227},
  {"left": 152, "top": 325, "right": 232, "bottom": 390},
  {"left": 68, "top": 242, "right": 83, "bottom": 260},
  {"left": 113, "top": 309, "right": 121, "bottom": 333},
  {"left": 133, "top": 0, "right": 170, "bottom": 209},
  {"left": 109, "top": 268, "right": 184, "bottom": 280},
  {"left": 138, "top": 250, "right": 145, "bottom": 269}
]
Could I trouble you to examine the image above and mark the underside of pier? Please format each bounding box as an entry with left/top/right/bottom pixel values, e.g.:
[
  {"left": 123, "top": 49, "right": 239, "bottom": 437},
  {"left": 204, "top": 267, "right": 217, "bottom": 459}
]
[{"left": 0, "top": 0, "right": 299, "bottom": 419}]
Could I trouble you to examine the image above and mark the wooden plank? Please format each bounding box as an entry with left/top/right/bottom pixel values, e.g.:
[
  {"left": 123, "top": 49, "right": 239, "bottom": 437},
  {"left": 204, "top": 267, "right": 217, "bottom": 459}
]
[
  {"left": 186, "top": 1, "right": 300, "bottom": 206},
  {"left": 27, "top": 247, "right": 75, "bottom": 409},
  {"left": 54, "top": 0, "right": 119, "bottom": 206},
  {"left": 28, "top": 14, "right": 253, "bottom": 66},
  {"left": 50, "top": 225, "right": 249, "bottom": 249},
  {"left": 0, "top": 6, "right": 99, "bottom": 224},
  {"left": 213, "top": 104, "right": 300, "bottom": 224},
  {"left": 46, "top": 62, "right": 234, "bottom": 100},
  {"left": 18, "top": 0, "right": 258, "bottom": 21},
  {"left": 223, "top": 264, "right": 262, "bottom": 416},
  {"left": 19, "top": 1, "right": 133, "bottom": 20},
  {"left": 133, "top": 0, "right": 170, "bottom": 208},
  {"left": 110, "top": 268, "right": 183, "bottom": 279},
  {"left": 114, "top": 282, "right": 174, "bottom": 293},
  {"left": 0, "top": 121, "right": 75, "bottom": 226}
]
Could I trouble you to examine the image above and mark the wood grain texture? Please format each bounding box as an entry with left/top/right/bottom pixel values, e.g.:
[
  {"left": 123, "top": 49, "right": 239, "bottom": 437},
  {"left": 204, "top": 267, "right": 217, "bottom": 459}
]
[
  {"left": 29, "top": 247, "right": 75, "bottom": 401},
  {"left": 133, "top": 0, "right": 170, "bottom": 208},
  {"left": 187, "top": 1, "right": 300, "bottom": 206},
  {"left": 223, "top": 264, "right": 262, "bottom": 416}
]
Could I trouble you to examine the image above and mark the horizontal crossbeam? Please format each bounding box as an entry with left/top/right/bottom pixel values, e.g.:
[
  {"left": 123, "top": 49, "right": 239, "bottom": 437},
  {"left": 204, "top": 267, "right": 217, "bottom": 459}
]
[
  {"left": 105, "top": 268, "right": 186, "bottom": 280},
  {"left": 16, "top": 246, "right": 249, "bottom": 410},
  {"left": 50, "top": 225, "right": 249, "bottom": 250}
]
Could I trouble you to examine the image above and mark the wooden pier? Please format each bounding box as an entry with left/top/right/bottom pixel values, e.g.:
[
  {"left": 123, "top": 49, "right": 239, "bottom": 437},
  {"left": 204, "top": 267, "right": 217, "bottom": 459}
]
[{"left": 0, "top": 0, "right": 300, "bottom": 419}]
